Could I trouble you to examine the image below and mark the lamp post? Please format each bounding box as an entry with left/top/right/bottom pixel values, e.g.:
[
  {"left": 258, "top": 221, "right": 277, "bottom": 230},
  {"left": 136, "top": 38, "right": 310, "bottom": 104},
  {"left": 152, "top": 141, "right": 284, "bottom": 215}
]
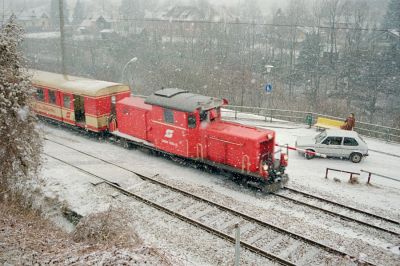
[{"left": 121, "top": 56, "right": 138, "bottom": 84}]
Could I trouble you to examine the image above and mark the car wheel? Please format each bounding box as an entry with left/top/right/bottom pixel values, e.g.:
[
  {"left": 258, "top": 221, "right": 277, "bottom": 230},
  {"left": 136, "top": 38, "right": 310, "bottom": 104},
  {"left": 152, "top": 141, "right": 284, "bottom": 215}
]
[
  {"left": 305, "top": 149, "right": 315, "bottom": 159},
  {"left": 350, "top": 152, "right": 362, "bottom": 163}
]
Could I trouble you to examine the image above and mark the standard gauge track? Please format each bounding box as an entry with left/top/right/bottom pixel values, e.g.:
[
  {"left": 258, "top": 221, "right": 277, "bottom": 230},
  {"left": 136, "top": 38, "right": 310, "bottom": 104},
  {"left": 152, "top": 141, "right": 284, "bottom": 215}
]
[
  {"left": 274, "top": 187, "right": 400, "bottom": 237},
  {"left": 44, "top": 138, "right": 379, "bottom": 265}
]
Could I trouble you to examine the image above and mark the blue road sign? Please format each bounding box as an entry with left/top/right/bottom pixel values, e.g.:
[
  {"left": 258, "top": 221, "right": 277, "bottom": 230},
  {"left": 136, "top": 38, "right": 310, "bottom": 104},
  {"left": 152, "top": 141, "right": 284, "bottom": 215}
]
[{"left": 265, "top": 84, "right": 272, "bottom": 93}]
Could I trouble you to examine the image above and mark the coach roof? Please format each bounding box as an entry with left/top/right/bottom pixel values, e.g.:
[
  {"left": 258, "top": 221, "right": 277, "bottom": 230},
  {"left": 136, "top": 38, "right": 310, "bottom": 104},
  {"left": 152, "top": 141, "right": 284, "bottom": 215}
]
[
  {"left": 31, "top": 69, "right": 130, "bottom": 97},
  {"left": 145, "top": 88, "right": 224, "bottom": 112}
]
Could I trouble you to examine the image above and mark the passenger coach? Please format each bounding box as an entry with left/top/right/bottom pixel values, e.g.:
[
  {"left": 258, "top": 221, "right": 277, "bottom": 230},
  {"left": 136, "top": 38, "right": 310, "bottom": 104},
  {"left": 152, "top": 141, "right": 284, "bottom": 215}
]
[{"left": 31, "top": 70, "right": 130, "bottom": 132}]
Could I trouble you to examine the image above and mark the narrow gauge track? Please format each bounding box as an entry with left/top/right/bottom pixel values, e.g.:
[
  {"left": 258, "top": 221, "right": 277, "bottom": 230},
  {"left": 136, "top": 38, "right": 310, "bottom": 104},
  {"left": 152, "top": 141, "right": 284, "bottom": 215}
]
[
  {"left": 274, "top": 188, "right": 400, "bottom": 237},
  {"left": 45, "top": 138, "right": 376, "bottom": 265}
]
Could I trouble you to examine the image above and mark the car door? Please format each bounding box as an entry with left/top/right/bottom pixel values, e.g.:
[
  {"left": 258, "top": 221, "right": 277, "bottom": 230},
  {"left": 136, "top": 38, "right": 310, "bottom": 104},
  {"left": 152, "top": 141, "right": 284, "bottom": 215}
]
[
  {"left": 317, "top": 136, "right": 343, "bottom": 157},
  {"left": 343, "top": 137, "right": 359, "bottom": 157}
]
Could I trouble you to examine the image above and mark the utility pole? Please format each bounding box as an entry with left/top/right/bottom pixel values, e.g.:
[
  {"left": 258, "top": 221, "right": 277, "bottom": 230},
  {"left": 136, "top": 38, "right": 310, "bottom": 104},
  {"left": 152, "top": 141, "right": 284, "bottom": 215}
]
[
  {"left": 59, "top": 0, "right": 66, "bottom": 74},
  {"left": 2, "top": 0, "right": 5, "bottom": 25}
]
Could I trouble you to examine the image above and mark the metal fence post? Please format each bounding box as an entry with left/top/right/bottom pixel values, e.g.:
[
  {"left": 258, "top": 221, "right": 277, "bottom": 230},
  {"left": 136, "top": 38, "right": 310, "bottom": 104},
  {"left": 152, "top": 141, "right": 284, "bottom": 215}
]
[
  {"left": 270, "top": 109, "right": 273, "bottom": 122},
  {"left": 367, "top": 172, "right": 372, "bottom": 184},
  {"left": 325, "top": 168, "right": 329, "bottom": 179},
  {"left": 386, "top": 128, "right": 390, "bottom": 142},
  {"left": 235, "top": 223, "right": 240, "bottom": 266},
  {"left": 235, "top": 109, "right": 238, "bottom": 120}
]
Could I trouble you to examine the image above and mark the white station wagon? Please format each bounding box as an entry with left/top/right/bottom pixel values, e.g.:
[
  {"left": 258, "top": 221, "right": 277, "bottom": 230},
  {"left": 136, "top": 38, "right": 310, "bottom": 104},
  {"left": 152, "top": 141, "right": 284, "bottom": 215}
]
[{"left": 295, "top": 129, "right": 369, "bottom": 163}]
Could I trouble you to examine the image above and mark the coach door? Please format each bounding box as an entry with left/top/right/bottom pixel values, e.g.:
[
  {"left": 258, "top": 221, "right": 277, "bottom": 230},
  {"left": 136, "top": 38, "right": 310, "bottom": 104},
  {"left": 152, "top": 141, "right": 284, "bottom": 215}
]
[{"left": 73, "top": 95, "right": 86, "bottom": 125}]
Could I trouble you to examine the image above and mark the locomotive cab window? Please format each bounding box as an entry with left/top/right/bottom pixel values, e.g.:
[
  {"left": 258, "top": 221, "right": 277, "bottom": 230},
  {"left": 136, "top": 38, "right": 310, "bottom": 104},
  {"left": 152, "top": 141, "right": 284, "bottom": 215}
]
[
  {"left": 36, "top": 88, "right": 44, "bottom": 101},
  {"left": 188, "top": 114, "right": 196, "bottom": 128},
  {"left": 163, "top": 108, "right": 174, "bottom": 124},
  {"left": 49, "top": 90, "right": 56, "bottom": 104},
  {"left": 200, "top": 110, "right": 207, "bottom": 121}
]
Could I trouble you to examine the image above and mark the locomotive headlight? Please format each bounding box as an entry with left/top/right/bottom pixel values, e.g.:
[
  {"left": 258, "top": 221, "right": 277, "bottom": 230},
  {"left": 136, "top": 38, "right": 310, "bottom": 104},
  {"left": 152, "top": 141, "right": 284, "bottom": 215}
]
[
  {"left": 263, "top": 164, "right": 269, "bottom": 171},
  {"left": 283, "top": 154, "right": 288, "bottom": 161},
  {"left": 267, "top": 134, "right": 273, "bottom": 140}
]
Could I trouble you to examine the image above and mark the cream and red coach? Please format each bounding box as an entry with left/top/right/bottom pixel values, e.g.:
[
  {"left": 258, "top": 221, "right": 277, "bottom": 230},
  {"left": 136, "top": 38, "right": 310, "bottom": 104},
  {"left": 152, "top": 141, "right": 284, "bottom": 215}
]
[{"left": 31, "top": 70, "right": 130, "bottom": 132}]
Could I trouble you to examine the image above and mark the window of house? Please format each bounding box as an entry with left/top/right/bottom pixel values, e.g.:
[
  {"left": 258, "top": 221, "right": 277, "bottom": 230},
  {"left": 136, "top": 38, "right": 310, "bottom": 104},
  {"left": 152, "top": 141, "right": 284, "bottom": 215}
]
[
  {"left": 36, "top": 88, "right": 44, "bottom": 101},
  {"left": 49, "top": 90, "right": 56, "bottom": 104},
  {"left": 188, "top": 114, "right": 196, "bottom": 128},
  {"left": 63, "top": 95, "right": 71, "bottom": 108},
  {"left": 343, "top": 137, "right": 358, "bottom": 146},
  {"left": 322, "top": 137, "right": 343, "bottom": 145},
  {"left": 164, "top": 108, "right": 174, "bottom": 124}
]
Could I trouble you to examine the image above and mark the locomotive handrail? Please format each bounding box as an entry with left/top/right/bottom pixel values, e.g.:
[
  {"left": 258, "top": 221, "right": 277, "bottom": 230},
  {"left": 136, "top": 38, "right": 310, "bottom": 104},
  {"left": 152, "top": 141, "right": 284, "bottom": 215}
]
[
  {"left": 242, "top": 155, "right": 250, "bottom": 173},
  {"left": 196, "top": 143, "right": 204, "bottom": 159}
]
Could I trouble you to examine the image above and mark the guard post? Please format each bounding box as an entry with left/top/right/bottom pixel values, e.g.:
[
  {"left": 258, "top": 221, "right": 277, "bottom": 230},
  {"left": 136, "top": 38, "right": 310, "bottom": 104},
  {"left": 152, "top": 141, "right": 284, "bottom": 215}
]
[{"left": 305, "top": 113, "right": 313, "bottom": 128}]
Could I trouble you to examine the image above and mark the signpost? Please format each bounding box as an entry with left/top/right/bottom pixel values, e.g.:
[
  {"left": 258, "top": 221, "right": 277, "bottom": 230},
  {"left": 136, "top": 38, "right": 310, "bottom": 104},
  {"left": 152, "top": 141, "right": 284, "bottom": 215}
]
[{"left": 265, "top": 83, "right": 272, "bottom": 94}]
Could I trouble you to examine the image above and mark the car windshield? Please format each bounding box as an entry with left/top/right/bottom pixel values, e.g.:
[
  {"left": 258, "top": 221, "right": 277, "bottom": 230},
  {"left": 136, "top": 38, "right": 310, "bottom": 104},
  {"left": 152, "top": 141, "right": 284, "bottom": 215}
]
[{"left": 315, "top": 131, "right": 327, "bottom": 143}]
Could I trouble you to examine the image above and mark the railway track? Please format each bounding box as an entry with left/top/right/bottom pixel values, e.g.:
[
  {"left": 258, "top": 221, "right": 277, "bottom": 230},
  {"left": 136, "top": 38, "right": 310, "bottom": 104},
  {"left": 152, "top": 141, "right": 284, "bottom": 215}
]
[
  {"left": 274, "top": 187, "right": 400, "bottom": 238},
  {"left": 44, "top": 138, "right": 379, "bottom": 265}
]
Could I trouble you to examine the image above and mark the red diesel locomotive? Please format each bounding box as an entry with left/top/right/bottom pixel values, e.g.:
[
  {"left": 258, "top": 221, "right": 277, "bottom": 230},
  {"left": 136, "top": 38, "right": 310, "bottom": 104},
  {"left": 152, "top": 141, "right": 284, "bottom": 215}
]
[{"left": 32, "top": 70, "right": 288, "bottom": 191}]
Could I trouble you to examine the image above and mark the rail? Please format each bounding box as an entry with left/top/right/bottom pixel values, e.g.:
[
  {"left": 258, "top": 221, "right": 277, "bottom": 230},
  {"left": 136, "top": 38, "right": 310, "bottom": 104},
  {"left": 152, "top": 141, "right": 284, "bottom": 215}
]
[
  {"left": 223, "top": 105, "right": 400, "bottom": 143},
  {"left": 45, "top": 138, "right": 377, "bottom": 265}
]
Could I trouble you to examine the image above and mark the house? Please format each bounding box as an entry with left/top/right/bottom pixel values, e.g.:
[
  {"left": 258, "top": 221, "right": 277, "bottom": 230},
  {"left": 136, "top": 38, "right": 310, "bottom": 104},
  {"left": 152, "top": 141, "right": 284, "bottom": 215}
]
[{"left": 15, "top": 7, "right": 51, "bottom": 32}]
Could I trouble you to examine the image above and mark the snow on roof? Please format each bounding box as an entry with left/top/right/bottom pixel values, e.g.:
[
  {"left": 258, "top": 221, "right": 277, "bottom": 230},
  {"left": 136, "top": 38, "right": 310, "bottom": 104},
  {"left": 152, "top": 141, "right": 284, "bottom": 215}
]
[
  {"left": 30, "top": 69, "right": 130, "bottom": 97},
  {"left": 17, "top": 5, "right": 49, "bottom": 21},
  {"left": 324, "top": 129, "right": 359, "bottom": 137},
  {"left": 100, "top": 29, "right": 115, "bottom": 33},
  {"left": 24, "top": 32, "right": 60, "bottom": 39},
  {"left": 161, "top": 5, "right": 236, "bottom": 22},
  {"left": 145, "top": 88, "right": 223, "bottom": 113},
  {"left": 388, "top": 29, "right": 399, "bottom": 38}
]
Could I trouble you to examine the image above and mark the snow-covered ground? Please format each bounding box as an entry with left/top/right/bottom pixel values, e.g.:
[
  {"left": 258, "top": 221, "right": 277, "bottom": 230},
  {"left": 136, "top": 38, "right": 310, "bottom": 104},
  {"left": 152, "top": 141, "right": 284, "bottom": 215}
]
[
  {"left": 222, "top": 110, "right": 400, "bottom": 214},
  {"left": 37, "top": 110, "right": 400, "bottom": 265}
]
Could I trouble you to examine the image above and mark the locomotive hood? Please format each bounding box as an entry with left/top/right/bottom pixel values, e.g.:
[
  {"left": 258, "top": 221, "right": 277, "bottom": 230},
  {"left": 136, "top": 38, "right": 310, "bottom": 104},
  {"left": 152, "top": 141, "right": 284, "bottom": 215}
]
[{"left": 205, "top": 120, "right": 275, "bottom": 142}]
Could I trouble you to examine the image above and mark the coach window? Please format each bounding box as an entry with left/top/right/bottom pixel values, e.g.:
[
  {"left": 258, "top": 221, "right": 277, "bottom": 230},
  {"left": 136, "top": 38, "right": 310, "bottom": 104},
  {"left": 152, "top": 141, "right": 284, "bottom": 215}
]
[
  {"left": 36, "top": 88, "right": 44, "bottom": 101},
  {"left": 63, "top": 95, "right": 71, "bottom": 108},
  {"left": 111, "top": 95, "right": 116, "bottom": 114},
  {"left": 49, "top": 90, "right": 56, "bottom": 105},
  {"left": 163, "top": 108, "right": 174, "bottom": 124},
  {"left": 188, "top": 114, "right": 196, "bottom": 128}
]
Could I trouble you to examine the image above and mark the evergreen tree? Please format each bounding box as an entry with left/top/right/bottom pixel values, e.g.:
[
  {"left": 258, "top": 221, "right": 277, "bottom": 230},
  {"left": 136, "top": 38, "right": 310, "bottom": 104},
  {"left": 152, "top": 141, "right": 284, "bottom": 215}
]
[
  {"left": 383, "top": 0, "right": 400, "bottom": 29},
  {"left": 0, "top": 16, "right": 42, "bottom": 193}
]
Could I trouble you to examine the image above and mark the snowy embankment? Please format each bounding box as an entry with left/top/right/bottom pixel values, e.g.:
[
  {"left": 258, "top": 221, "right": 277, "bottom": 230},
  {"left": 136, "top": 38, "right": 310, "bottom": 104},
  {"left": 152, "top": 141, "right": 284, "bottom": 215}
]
[{"left": 35, "top": 113, "right": 400, "bottom": 265}]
